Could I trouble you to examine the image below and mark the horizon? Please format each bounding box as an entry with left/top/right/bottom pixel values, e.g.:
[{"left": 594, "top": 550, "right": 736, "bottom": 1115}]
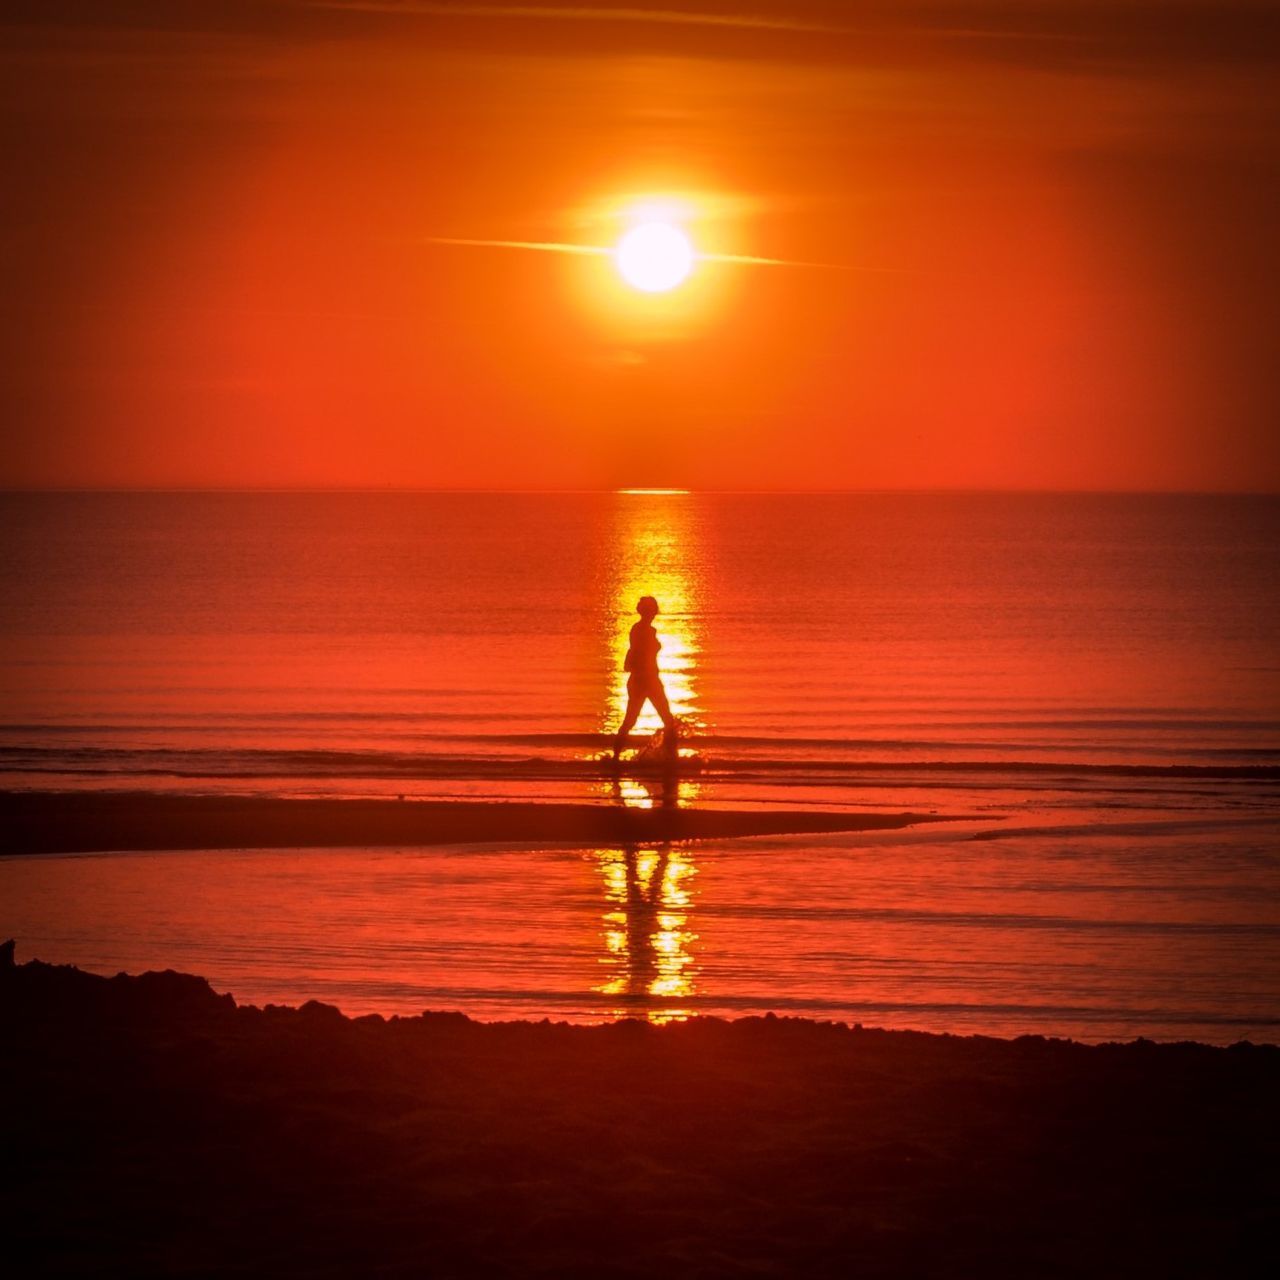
[{"left": 5, "top": 484, "right": 1280, "bottom": 497}]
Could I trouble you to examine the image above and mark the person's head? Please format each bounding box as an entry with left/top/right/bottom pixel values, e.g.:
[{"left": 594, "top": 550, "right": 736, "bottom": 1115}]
[{"left": 636, "top": 596, "right": 659, "bottom": 619}]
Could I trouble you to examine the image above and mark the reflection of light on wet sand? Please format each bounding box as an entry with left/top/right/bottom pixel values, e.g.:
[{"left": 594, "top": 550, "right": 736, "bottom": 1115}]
[
  {"left": 614, "top": 775, "right": 656, "bottom": 808},
  {"left": 607, "top": 769, "right": 700, "bottom": 811},
  {"left": 594, "top": 844, "right": 698, "bottom": 1023},
  {"left": 602, "top": 493, "right": 704, "bottom": 738},
  {"left": 587, "top": 494, "right": 705, "bottom": 1020}
]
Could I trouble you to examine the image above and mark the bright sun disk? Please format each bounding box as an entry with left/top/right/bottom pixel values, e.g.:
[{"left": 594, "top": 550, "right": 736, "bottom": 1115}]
[{"left": 616, "top": 222, "right": 694, "bottom": 293}]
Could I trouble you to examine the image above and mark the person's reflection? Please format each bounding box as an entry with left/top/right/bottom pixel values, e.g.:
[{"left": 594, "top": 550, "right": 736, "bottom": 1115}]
[
  {"left": 596, "top": 773, "right": 697, "bottom": 1021},
  {"left": 609, "top": 767, "right": 681, "bottom": 813},
  {"left": 610, "top": 843, "right": 671, "bottom": 1012}
]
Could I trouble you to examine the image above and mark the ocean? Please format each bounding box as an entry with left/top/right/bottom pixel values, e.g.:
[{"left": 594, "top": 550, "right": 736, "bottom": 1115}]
[{"left": 2, "top": 491, "right": 1278, "bottom": 1040}]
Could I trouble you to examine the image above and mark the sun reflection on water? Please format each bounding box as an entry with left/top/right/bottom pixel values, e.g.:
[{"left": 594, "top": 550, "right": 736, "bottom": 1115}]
[
  {"left": 593, "top": 836, "right": 698, "bottom": 1023},
  {"left": 601, "top": 491, "right": 705, "bottom": 742},
  {"left": 587, "top": 492, "right": 706, "bottom": 1021}
]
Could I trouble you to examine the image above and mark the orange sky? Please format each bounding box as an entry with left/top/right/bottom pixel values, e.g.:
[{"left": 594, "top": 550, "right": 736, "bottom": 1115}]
[{"left": 3, "top": 2, "right": 1278, "bottom": 490}]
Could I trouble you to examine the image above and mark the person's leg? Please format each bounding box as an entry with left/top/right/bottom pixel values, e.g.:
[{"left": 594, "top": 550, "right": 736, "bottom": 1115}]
[
  {"left": 613, "top": 680, "right": 644, "bottom": 759},
  {"left": 648, "top": 679, "right": 680, "bottom": 752}
]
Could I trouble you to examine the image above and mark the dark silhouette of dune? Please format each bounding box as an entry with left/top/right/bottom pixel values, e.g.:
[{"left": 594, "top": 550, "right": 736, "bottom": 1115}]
[{"left": 2, "top": 944, "right": 1275, "bottom": 1278}]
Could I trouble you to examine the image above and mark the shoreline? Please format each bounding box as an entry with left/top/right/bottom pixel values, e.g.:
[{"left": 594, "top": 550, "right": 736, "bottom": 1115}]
[
  {"left": 0, "top": 789, "right": 953, "bottom": 855},
  {"left": 3, "top": 948, "right": 1276, "bottom": 1276}
]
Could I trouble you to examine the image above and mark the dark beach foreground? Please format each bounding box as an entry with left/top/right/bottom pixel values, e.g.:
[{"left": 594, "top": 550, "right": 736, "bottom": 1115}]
[
  {"left": 3, "top": 945, "right": 1275, "bottom": 1278},
  {"left": 0, "top": 790, "right": 950, "bottom": 855}
]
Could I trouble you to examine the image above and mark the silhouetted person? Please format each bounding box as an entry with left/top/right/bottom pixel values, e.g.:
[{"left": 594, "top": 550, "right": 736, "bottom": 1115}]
[{"left": 613, "top": 595, "right": 679, "bottom": 760}]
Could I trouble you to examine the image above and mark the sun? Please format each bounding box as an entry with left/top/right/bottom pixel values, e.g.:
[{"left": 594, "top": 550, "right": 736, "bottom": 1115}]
[{"left": 616, "top": 222, "right": 694, "bottom": 293}]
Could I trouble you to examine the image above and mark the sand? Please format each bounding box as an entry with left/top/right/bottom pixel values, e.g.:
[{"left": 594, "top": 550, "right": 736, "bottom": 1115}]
[
  {"left": 3, "top": 944, "right": 1274, "bottom": 1278},
  {"left": 0, "top": 789, "right": 952, "bottom": 855}
]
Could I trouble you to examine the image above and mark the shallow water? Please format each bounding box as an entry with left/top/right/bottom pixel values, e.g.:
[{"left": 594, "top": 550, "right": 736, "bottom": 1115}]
[
  {"left": 2, "top": 492, "right": 1277, "bottom": 1039},
  {"left": 4, "top": 816, "right": 1277, "bottom": 1043}
]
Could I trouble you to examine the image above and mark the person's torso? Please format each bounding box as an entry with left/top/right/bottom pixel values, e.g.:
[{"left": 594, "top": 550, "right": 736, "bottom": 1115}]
[{"left": 626, "top": 621, "right": 661, "bottom": 675}]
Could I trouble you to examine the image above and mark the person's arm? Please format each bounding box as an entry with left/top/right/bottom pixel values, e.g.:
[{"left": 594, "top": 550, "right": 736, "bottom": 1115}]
[{"left": 645, "top": 624, "right": 661, "bottom": 666}]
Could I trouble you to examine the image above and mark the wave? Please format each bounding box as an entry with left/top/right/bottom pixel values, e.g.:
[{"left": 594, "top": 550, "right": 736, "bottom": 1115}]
[
  {"left": 161, "top": 973, "right": 1280, "bottom": 1027},
  {"left": 320, "top": 983, "right": 1280, "bottom": 1026},
  {"left": 2, "top": 743, "right": 1277, "bottom": 782},
  {"left": 5, "top": 725, "right": 1276, "bottom": 752},
  {"left": 5, "top": 714, "right": 1279, "bottom": 741},
  {"left": 693, "top": 901, "right": 1280, "bottom": 936}
]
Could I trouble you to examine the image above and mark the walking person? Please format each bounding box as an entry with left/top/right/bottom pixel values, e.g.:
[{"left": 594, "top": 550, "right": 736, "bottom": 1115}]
[{"left": 613, "top": 596, "right": 679, "bottom": 760}]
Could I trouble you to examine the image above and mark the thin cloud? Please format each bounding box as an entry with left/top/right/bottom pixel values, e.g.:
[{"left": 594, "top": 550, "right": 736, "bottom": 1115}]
[
  {"left": 5, "top": 3, "right": 1276, "bottom": 74},
  {"left": 297, "top": 1, "right": 1280, "bottom": 70},
  {"left": 427, "top": 237, "right": 612, "bottom": 256},
  {"left": 304, "top": 3, "right": 850, "bottom": 35},
  {"left": 425, "top": 236, "right": 879, "bottom": 271}
]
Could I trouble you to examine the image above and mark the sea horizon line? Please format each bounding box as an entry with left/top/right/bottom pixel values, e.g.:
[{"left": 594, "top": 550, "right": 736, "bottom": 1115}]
[{"left": 2, "top": 485, "right": 1278, "bottom": 498}]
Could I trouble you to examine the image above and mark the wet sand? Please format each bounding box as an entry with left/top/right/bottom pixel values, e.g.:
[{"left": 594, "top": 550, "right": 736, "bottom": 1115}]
[
  {"left": 3, "top": 946, "right": 1274, "bottom": 1278},
  {"left": 0, "top": 789, "right": 951, "bottom": 855}
]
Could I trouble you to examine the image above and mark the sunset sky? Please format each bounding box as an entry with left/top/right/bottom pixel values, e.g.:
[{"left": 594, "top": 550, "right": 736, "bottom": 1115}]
[{"left": 3, "top": 1, "right": 1278, "bottom": 491}]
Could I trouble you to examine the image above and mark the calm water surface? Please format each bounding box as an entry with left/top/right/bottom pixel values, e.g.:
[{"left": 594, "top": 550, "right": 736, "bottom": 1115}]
[
  {"left": 2, "top": 492, "right": 1277, "bottom": 1039},
  {"left": 3, "top": 822, "right": 1277, "bottom": 1043}
]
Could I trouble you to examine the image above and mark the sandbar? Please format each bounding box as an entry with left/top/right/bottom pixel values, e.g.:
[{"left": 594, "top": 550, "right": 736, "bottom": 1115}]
[{"left": 0, "top": 789, "right": 952, "bottom": 855}]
